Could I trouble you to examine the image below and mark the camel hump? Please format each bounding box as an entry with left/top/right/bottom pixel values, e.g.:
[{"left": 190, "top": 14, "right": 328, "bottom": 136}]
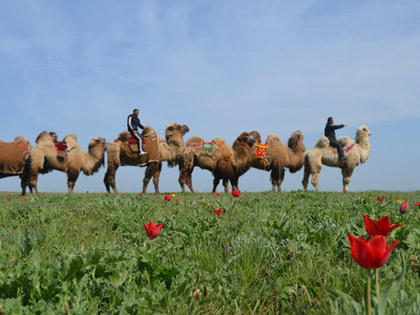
[
  {"left": 213, "top": 138, "right": 227, "bottom": 148},
  {"left": 266, "top": 134, "right": 280, "bottom": 143},
  {"left": 141, "top": 126, "right": 156, "bottom": 137},
  {"left": 14, "top": 136, "right": 30, "bottom": 145},
  {"left": 63, "top": 134, "right": 79, "bottom": 147},
  {"left": 118, "top": 131, "right": 131, "bottom": 141},
  {"left": 338, "top": 136, "right": 353, "bottom": 147},
  {"left": 186, "top": 137, "right": 204, "bottom": 147},
  {"left": 315, "top": 136, "right": 329, "bottom": 149}
]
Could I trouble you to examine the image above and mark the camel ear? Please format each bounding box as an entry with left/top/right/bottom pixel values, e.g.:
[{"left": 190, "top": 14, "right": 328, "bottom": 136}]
[{"left": 182, "top": 125, "right": 190, "bottom": 133}]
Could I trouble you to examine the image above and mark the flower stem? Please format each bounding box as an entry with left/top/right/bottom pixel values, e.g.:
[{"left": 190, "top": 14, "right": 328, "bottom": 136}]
[
  {"left": 375, "top": 268, "right": 380, "bottom": 303},
  {"left": 366, "top": 270, "right": 371, "bottom": 315}
]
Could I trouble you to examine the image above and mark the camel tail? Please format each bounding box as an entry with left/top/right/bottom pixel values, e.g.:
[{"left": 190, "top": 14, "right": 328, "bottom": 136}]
[{"left": 216, "top": 158, "right": 234, "bottom": 180}]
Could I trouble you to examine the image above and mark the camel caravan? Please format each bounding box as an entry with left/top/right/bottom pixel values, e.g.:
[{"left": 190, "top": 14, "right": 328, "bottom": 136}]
[{"left": 0, "top": 120, "right": 371, "bottom": 195}]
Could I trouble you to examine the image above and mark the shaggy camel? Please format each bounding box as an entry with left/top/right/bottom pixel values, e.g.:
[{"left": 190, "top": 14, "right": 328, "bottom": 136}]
[
  {"left": 22, "top": 133, "right": 107, "bottom": 194},
  {"left": 104, "top": 123, "right": 190, "bottom": 194},
  {"left": 302, "top": 125, "right": 371, "bottom": 192},
  {"left": 178, "top": 132, "right": 256, "bottom": 193},
  {"left": 248, "top": 130, "right": 305, "bottom": 191},
  {"left": 0, "top": 136, "right": 31, "bottom": 180}
]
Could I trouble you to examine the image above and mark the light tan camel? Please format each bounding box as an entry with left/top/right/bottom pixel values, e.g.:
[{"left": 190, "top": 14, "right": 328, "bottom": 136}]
[
  {"left": 302, "top": 125, "right": 371, "bottom": 192},
  {"left": 22, "top": 133, "right": 107, "bottom": 194},
  {"left": 0, "top": 136, "right": 31, "bottom": 180},
  {"left": 248, "top": 130, "right": 305, "bottom": 191},
  {"left": 104, "top": 123, "right": 190, "bottom": 194},
  {"left": 178, "top": 132, "right": 256, "bottom": 193}
]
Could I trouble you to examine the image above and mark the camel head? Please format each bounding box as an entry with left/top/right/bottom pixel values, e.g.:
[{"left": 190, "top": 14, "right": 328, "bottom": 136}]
[
  {"left": 141, "top": 127, "right": 157, "bottom": 137},
  {"left": 165, "top": 123, "right": 190, "bottom": 139},
  {"left": 248, "top": 130, "right": 262, "bottom": 143},
  {"left": 63, "top": 134, "right": 79, "bottom": 148},
  {"left": 236, "top": 132, "right": 257, "bottom": 147},
  {"left": 356, "top": 125, "right": 370, "bottom": 143},
  {"left": 35, "top": 131, "right": 57, "bottom": 145},
  {"left": 287, "top": 130, "right": 304, "bottom": 150},
  {"left": 14, "top": 136, "right": 30, "bottom": 145}
]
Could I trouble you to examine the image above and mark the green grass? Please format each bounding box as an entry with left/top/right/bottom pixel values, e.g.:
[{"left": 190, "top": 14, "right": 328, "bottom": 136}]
[{"left": 0, "top": 191, "right": 419, "bottom": 314}]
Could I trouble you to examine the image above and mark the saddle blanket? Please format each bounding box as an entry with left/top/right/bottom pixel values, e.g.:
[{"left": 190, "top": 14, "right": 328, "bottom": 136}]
[
  {"left": 256, "top": 142, "right": 268, "bottom": 159},
  {"left": 344, "top": 143, "right": 355, "bottom": 153}
]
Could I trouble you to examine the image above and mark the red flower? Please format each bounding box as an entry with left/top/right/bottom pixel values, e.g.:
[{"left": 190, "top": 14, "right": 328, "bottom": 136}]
[
  {"left": 7, "top": 198, "right": 11, "bottom": 202},
  {"left": 199, "top": 197, "right": 203, "bottom": 200},
  {"left": 414, "top": 202, "right": 420, "bottom": 208},
  {"left": 263, "top": 192, "right": 267, "bottom": 195},
  {"left": 343, "top": 189, "right": 348, "bottom": 194},
  {"left": 143, "top": 221, "right": 163, "bottom": 239},
  {"left": 231, "top": 189, "right": 241, "bottom": 198},
  {"left": 347, "top": 234, "right": 399, "bottom": 269},
  {"left": 376, "top": 196, "right": 385, "bottom": 202},
  {"left": 214, "top": 209, "right": 223, "bottom": 216},
  {"left": 362, "top": 214, "right": 403, "bottom": 237},
  {"left": 138, "top": 193, "right": 143, "bottom": 197},
  {"left": 400, "top": 202, "right": 408, "bottom": 214},
  {"left": 164, "top": 194, "right": 172, "bottom": 202}
]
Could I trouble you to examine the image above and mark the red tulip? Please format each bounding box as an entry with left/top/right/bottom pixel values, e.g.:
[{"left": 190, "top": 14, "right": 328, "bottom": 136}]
[
  {"left": 376, "top": 196, "right": 385, "bottom": 202},
  {"left": 414, "top": 202, "right": 420, "bottom": 208},
  {"left": 164, "top": 194, "right": 172, "bottom": 202},
  {"left": 138, "top": 193, "right": 143, "bottom": 197},
  {"left": 400, "top": 201, "right": 408, "bottom": 214},
  {"left": 231, "top": 189, "right": 241, "bottom": 198},
  {"left": 199, "top": 197, "right": 203, "bottom": 200},
  {"left": 362, "top": 214, "right": 403, "bottom": 237},
  {"left": 214, "top": 209, "right": 223, "bottom": 216},
  {"left": 143, "top": 221, "right": 163, "bottom": 239},
  {"left": 347, "top": 234, "right": 399, "bottom": 269},
  {"left": 343, "top": 189, "right": 348, "bottom": 194}
]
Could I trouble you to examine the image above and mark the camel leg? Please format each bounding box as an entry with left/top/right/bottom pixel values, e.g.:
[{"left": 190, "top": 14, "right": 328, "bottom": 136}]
[
  {"left": 23, "top": 171, "right": 39, "bottom": 195},
  {"left": 152, "top": 163, "right": 162, "bottom": 195},
  {"left": 223, "top": 178, "right": 229, "bottom": 193},
  {"left": 179, "top": 166, "right": 195, "bottom": 193},
  {"left": 342, "top": 167, "right": 354, "bottom": 193},
  {"left": 270, "top": 166, "right": 279, "bottom": 191},
  {"left": 143, "top": 163, "right": 158, "bottom": 194},
  {"left": 212, "top": 176, "right": 221, "bottom": 193},
  {"left": 230, "top": 176, "right": 238, "bottom": 191},
  {"left": 67, "top": 169, "right": 80, "bottom": 193},
  {"left": 186, "top": 171, "right": 195, "bottom": 193},
  {"left": 104, "top": 164, "right": 119, "bottom": 193},
  {"left": 277, "top": 167, "right": 285, "bottom": 192},
  {"left": 311, "top": 172, "right": 320, "bottom": 192},
  {"left": 302, "top": 167, "right": 310, "bottom": 191}
]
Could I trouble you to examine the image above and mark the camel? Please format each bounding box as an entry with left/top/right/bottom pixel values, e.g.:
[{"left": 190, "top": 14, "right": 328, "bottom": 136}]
[
  {"left": 0, "top": 136, "right": 31, "bottom": 180},
  {"left": 302, "top": 125, "right": 371, "bottom": 192},
  {"left": 248, "top": 130, "right": 306, "bottom": 191},
  {"left": 104, "top": 123, "right": 190, "bottom": 194},
  {"left": 22, "top": 132, "right": 107, "bottom": 194},
  {"left": 178, "top": 132, "right": 256, "bottom": 193}
]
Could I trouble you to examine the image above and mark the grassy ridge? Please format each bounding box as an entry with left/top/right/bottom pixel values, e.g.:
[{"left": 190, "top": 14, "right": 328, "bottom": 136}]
[{"left": 0, "top": 191, "right": 419, "bottom": 314}]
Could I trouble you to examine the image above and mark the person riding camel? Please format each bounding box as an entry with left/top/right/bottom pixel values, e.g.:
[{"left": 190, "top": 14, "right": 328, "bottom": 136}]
[
  {"left": 324, "top": 117, "right": 347, "bottom": 161},
  {"left": 127, "top": 108, "right": 147, "bottom": 155}
]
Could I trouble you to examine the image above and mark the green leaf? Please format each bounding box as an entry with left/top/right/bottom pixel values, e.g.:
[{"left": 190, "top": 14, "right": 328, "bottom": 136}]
[
  {"left": 327, "top": 288, "right": 362, "bottom": 314},
  {"left": 63, "top": 256, "right": 84, "bottom": 281},
  {"left": 378, "top": 254, "right": 406, "bottom": 315}
]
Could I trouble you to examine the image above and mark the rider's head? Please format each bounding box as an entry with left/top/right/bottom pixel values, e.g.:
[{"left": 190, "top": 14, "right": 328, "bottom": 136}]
[
  {"left": 327, "top": 117, "right": 334, "bottom": 124},
  {"left": 133, "top": 109, "right": 139, "bottom": 116}
]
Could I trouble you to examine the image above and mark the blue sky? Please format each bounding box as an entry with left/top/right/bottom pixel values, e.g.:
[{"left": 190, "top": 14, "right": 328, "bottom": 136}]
[{"left": 1, "top": 0, "right": 419, "bottom": 193}]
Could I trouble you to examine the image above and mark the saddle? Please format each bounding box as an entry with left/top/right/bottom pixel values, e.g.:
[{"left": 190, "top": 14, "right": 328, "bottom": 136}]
[
  {"left": 256, "top": 142, "right": 268, "bottom": 159},
  {"left": 128, "top": 137, "right": 144, "bottom": 153},
  {"left": 54, "top": 142, "right": 68, "bottom": 159}
]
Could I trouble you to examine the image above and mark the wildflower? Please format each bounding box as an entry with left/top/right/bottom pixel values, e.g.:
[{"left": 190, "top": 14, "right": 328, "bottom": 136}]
[
  {"left": 362, "top": 214, "right": 403, "bottom": 237},
  {"left": 164, "top": 194, "right": 172, "bottom": 202},
  {"left": 143, "top": 221, "right": 163, "bottom": 239},
  {"left": 231, "top": 189, "right": 241, "bottom": 198},
  {"left": 400, "top": 202, "right": 408, "bottom": 214},
  {"left": 376, "top": 196, "right": 385, "bottom": 202},
  {"left": 347, "top": 234, "right": 399, "bottom": 269},
  {"left": 214, "top": 209, "right": 223, "bottom": 216}
]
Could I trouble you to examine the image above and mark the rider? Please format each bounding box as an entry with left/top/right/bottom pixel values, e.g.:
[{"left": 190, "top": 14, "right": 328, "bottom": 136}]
[
  {"left": 324, "top": 117, "right": 347, "bottom": 161},
  {"left": 127, "top": 108, "right": 147, "bottom": 155}
]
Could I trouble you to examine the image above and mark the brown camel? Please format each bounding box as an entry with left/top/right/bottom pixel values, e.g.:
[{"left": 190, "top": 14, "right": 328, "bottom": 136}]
[
  {"left": 248, "top": 130, "right": 305, "bottom": 191},
  {"left": 104, "top": 123, "right": 190, "bottom": 194},
  {"left": 22, "top": 133, "right": 107, "bottom": 194},
  {"left": 302, "top": 125, "right": 371, "bottom": 193},
  {"left": 0, "top": 136, "right": 31, "bottom": 180},
  {"left": 178, "top": 132, "right": 256, "bottom": 193}
]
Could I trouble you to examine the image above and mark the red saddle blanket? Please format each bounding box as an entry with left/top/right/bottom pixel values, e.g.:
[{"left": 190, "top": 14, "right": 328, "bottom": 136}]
[
  {"left": 54, "top": 142, "right": 67, "bottom": 151},
  {"left": 128, "top": 138, "right": 140, "bottom": 145}
]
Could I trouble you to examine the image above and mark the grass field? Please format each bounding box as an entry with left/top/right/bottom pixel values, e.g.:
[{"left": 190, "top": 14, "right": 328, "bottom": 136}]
[{"left": 0, "top": 191, "right": 419, "bottom": 314}]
